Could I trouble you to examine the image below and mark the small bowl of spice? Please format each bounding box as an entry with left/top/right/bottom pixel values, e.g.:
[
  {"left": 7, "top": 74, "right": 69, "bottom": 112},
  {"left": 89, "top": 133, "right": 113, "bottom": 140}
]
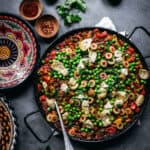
[
  {"left": 35, "top": 14, "right": 59, "bottom": 39},
  {"left": 19, "top": 0, "right": 43, "bottom": 21}
]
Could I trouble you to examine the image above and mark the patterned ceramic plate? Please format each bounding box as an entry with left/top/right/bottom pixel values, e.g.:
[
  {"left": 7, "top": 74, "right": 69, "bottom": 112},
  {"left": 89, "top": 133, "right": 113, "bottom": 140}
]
[
  {"left": 0, "top": 13, "right": 39, "bottom": 90},
  {"left": 0, "top": 97, "right": 17, "bottom": 150}
]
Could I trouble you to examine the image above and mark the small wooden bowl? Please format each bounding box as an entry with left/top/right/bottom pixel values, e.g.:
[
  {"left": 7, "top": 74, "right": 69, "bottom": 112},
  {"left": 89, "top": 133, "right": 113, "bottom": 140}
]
[
  {"left": 19, "top": 0, "right": 43, "bottom": 21},
  {"left": 35, "top": 14, "right": 59, "bottom": 39}
]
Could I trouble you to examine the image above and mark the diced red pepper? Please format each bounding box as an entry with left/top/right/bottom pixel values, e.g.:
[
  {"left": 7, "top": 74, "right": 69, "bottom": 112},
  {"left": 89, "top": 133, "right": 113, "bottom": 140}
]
[
  {"left": 93, "top": 37, "right": 97, "bottom": 42},
  {"left": 39, "top": 95, "right": 47, "bottom": 101},
  {"left": 65, "top": 39, "right": 70, "bottom": 45},
  {"left": 50, "top": 50, "right": 56, "bottom": 59},
  {"left": 135, "top": 107, "right": 140, "bottom": 113},
  {"left": 130, "top": 102, "right": 136, "bottom": 110},
  {"left": 37, "top": 83, "right": 42, "bottom": 91},
  {"left": 106, "top": 35, "right": 113, "bottom": 41},
  {"left": 128, "top": 47, "right": 134, "bottom": 53},
  {"left": 105, "top": 126, "right": 117, "bottom": 135},
  {"left": 118, "top": 39, "right": 124, "bottom": 46},
  {"left": 135, "top": 65, "right": 140, "bottom": 69},
  {"left": 126, "top": 51, "right": 132, "bottom": 55},
  {"left": 127, "top": 55, "right": 135, "bottom": 62},
  {"left": 68, "top": 99, "right": 74, "bottom": 104},
  {"left": 69, "top": 91, "right": 74, "bottom": 97},
  {"left": 126, "top": 86, "right": 130, "bottom": 90},
  {"left": 101, "top": 31, "right": 108, "bottom": 37},
  {"left": 55, "top": 82, "right": 60, "bottom": 87},
  {"left": 96, "top": 33, "right": 101, "bottom": 38},
  {"left": 93, "top": 28, "right": 99, "bottom": 33},
  {"left": 81, "top": 132, "right": 87, "bottom": 138},
  {"left": 39, "top": 65, "right": 50, "bottom": 75},
  {"left": 134, "top": 83, "right": 140, "bottom": 89},
  {"left": 42, "top": 75, "right": 50, "bottom": 83},
  {"left": 96, "top": 31, "right": 107, "bottom": 38},
  {"left": 141, "top": 89, "right": 146, "bottom": 95},
  {"left": 44, "top": 57, "right": 50, "bottom": 63},
  {"left": 94, "top": 133, "right": 103, "bottom": 140},
  {"left": 59, "top": 42, "right": 65, "bottom": 49},
  {"left": 126, "top": 118, "right": 132, "bottom": 123},
  {"left": 94, "top": 127, "right": 99, "bottom": 131},
  {"left": 49, "top": 77, "right": 55, "bottom": 83}
]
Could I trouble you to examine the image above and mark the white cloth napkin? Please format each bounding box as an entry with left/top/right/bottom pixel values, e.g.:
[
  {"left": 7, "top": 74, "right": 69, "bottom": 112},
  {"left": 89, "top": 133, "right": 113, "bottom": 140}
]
[
  {"left": 95, "top": 17, "right": 117, "bottom": 31},
  {"left": 95, "top": 17, "right": 126, "bottom": 36}
]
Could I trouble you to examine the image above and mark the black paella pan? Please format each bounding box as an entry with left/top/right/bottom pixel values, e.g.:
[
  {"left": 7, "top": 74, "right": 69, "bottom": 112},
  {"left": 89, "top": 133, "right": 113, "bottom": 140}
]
[{"left": 25, "top": 26, "right": 150, "bottom": 144}]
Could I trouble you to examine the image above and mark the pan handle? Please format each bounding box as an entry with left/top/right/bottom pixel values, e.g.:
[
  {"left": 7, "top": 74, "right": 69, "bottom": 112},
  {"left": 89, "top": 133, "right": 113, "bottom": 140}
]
[
  {"left": 128, "top": 26, "right": 150, "bottom": 39},
  {"left": 128, "top": 26, "right": 150, "bottom": 58},
  {"left": 24, "top": 111, "right": 56, "bottom": 143}
]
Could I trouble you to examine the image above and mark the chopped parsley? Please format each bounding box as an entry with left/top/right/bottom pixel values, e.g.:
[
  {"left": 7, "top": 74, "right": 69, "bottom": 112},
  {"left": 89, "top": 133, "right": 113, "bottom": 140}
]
[{"left": 57, "top": 0, "right": 87, "bottom": 25}]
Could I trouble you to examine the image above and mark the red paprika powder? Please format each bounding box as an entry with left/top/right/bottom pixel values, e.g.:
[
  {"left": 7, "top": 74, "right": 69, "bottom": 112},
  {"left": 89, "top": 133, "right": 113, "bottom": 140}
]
[{"left": 22, "top": 2, "right": 39, "bottom": 18}]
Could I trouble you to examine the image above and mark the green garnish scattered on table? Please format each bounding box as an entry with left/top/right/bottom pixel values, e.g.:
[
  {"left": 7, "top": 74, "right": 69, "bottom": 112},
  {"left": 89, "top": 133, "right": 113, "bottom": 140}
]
[{"left": 57, "top": 0, "right": 87, "bottom": 25}]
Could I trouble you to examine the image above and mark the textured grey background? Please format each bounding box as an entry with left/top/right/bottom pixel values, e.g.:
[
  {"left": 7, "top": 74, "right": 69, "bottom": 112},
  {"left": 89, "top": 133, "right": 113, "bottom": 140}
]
[{"left": 0, "top": 0, "right": 150, "bottom": 150}]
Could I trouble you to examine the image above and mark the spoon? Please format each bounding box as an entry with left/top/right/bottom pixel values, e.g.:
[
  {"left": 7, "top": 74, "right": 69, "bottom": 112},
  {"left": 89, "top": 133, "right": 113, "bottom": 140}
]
[{"left": 54, "top": 101, "right": 74, "bottom": 150}]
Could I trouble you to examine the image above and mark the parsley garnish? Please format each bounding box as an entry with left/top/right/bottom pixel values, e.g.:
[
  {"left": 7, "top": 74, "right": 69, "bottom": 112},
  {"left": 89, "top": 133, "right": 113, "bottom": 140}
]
[{"left": 57, "top": 0, "right": 87, "bottom": 25}]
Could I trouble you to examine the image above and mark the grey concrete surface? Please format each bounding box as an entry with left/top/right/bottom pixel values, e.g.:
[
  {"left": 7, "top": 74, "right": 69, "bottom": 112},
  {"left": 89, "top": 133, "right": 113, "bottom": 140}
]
[{"left": 0, "top": 0, "right": 150, "bottom": 150}]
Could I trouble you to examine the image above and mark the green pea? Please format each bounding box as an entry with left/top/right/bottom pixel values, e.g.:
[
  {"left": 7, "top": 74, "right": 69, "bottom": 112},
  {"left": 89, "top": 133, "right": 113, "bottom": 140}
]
[
  {"left": 129, "top": 68, "right": 133, "bottom": 72},
  {"left": 109, "top": 108, "right": 113, "bottom": 113},
  {"left": 115, "top": 84, "right": 119, "bottom": 88},
  {"left": 96, "top": 80, "right": 99, "bottom": 84},
  {"left": 85, "top": 128, "right": 88, "bottom": 132},
  {"left": 135, "top": 54, "right": 139, "bottom": 57},
  {"left": 99, "top": 121, "right": 103, "bottom": 127},
  {"left": 41, "top": 89, "right": 44, "bottom": 93},
  {"left": 117, "top": 70, "right": 120, "bottom": 73},
  {"left": 100, "top": 45, "right": 104, "bottom": 48},
  {"left": 81, "top": 128, "right": 84, "bottom": 132},
  {"left": 49, "top": 60, "right": 52, "bottom": 64},
  {"left": 79, "top": 111, "right": 82, "bottom": 115},
  {"left": 110, "top": 116, "right": 114, "bottom": 121},
  {"left": 110, "top": 100, "right": 114, "bottom": 105},
  {"left": 96, "top": 85, "right": 100, "bottom": 88},
  {"left": 68, "top": 116, "right": 73, "bottom": 120},
  {"left": 125, "top": 53, "right": 129, "bottom": 57},
  {"left": 82, "top": 88, "right": 87, "bottom": 92},
  {"left": 96, "top": 99, "right": 100, "bottom": 103},
  {"left": 106, "top": 41, "right": 110, "bottom": 45},
  {"left": 70, "top": 73, "right": 73, "bottom": 77},
  {"left": 72, "top": 64, "right": 76, "bottom": 68},
  {"left": 133, "top": 68, "right": 136, "bottom": 72},
  {"left": 99, "top": 107, "right": 103, "bottom": 112},
  {"left": 109, "top": 88, "right": 112, "bottom": 92},
  {"left": 118, "top": 47, "right": 122, "bottom": 51},
  {"left": 41, "top": 60, "right": 45, "bottom": 64},
  {"left": 65, "top": 104, "right": 71, "bottom": 108},
  {"left": 47, "top": 107, "right": 52, "bottom": 112},
  {"left": 72, "top": 61, "right": 76, "bottom": 65},
  {"left": 77, "top": 114, "right": 80, "bottom": 118},
  {"left": 45, "top": 91, "right": 50, "bottom": 96},
  {"left": 124, "top": 43, "right": 128, "bottom": 46},
  {"left": 94, "top": 122, "right": 97, "bottom": 126}
]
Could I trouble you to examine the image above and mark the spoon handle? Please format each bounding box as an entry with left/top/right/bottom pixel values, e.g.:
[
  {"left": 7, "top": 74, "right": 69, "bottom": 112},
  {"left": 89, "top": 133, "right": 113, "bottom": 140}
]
[{"left": 55, "top": 101, "right": 74, "bottom": 150}]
